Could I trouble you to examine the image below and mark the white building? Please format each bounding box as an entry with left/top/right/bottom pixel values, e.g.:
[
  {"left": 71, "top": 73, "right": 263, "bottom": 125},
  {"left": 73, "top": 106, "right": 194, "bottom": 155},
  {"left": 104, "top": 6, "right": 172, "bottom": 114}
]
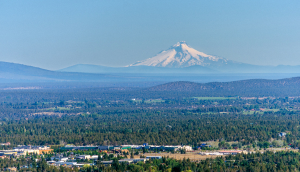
[
  {"left": 89, "top": 155, "right": 99, "bottom": 160},
  {"left": 181, "top": 146, "right": 193, "bottom": 152},
  {"left": 76, "top": 155, "right": 91, "bottom": 160}
]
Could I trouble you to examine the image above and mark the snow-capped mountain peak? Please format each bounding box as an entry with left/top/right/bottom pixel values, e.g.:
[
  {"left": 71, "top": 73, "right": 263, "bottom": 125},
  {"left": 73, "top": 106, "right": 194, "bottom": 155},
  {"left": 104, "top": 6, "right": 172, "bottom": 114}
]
[{"left": 129, "top": 41, "right": 227, "bottom": 68}]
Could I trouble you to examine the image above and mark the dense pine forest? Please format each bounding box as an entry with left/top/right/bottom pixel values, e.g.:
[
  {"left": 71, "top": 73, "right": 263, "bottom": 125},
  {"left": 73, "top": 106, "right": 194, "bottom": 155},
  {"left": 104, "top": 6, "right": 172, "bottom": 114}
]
[
  {"left": 0, "top": 88, "right": 299, "bottom": 147},
  {"left": 0, "top": 110, "right": 299, "bottom": 146},
  {"left": 1, "top": 85, "right": 300, "bottom": 171}
]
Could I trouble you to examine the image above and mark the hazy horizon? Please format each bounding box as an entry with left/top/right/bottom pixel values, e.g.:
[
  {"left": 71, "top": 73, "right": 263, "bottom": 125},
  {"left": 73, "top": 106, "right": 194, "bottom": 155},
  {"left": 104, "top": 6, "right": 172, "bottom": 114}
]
[{"left": 1, "top": 1, "right": 300, "bottom": 70}]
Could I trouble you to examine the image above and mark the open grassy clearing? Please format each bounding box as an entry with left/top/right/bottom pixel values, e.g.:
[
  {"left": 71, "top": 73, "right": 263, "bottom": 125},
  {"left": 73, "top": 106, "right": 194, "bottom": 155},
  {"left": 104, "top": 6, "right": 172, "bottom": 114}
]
[
  {"left": 136, "top": 148, "right": 298, "bottom": 161},
  {"left": 242, "top": 111, "right": 264, "bottom": 115},
  {"left": 192, "top": 97, "right": 237, "bottom": 100},
  {"left": 44, "top": 107, "right": 70, "bottom": 110},
  {"left": 131, "top": 99, "right": 165, "bottom": 103},
  {"left": 135, "top": 152, "right": 225, "bottom": 161},
  {"left": 262, "top": 108, "right": 280, "bottom": 112},
  {"left": 144, "top": 99, "right": 165, "bottom": 103}
]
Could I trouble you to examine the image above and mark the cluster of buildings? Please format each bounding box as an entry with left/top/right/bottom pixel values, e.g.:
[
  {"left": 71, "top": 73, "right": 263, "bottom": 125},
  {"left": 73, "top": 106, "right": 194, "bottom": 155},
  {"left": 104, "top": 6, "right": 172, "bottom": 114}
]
[
  {"left": 199, "top": 150, "right": 247, "bottom": 156},
  {"left": 101, "top": 156, "right": 162, "bottom": 166},
  {"left": 47, "top": 154, "right": 162, "bottom": 168},
  {"left": 47, "top": 154, "right": 99, "bottom": 168},
  {"left": 0, "top": 144, "right": 195, "bottom": 168},
  {"left": 0, "top": 145, "right": 52, "bottom": 158},
  {"left": 196, "top": 143, "right": 211, "bottom": 149},
  {"left": 48, "top": 144, "right": 193, "bottom": 167},
  {"left": 61, "top": 144, "right": 193, "bottom": 152}
]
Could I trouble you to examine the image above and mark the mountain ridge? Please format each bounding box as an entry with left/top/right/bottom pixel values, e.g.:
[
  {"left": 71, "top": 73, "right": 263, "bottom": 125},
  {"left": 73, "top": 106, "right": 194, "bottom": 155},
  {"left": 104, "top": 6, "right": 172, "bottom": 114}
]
[{"left": 145, "top": 77, "right": 300, "bottom": 97}]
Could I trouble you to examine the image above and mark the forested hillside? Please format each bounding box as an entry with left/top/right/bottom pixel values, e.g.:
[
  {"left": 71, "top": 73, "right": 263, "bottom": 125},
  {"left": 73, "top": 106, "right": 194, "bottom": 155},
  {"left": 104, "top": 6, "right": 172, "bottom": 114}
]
[{"left": 147, "top": 77, "right": 300, "bottom": 97}]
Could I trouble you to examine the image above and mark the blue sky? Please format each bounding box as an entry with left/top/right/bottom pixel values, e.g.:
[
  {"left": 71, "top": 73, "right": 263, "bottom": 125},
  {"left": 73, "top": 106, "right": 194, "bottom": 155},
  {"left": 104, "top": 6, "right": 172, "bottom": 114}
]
[{"left": 0, "top": 0, "right": 300, "bottom": 70}]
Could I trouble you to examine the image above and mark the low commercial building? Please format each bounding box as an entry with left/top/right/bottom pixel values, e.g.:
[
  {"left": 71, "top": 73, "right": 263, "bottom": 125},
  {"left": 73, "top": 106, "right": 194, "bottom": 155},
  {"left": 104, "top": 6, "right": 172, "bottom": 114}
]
[
  {"left": 100, "top": 158, "right": 146, "bottom": 166},
  {"left": 61, "top": 145, "right": 98, "bottom": 151},
  {"left": 119, "top": 159, "right": 134, "bottom": 164},
  {"left": 52, "top": 162, "right": 77, "bottom": 167},
  {"left": 1, "top": 151, "right": 18, "bottom": 156},
  {"left": 218, "top": 150, "right": 243, "bottom": 155},
  {"left": 148, "top": 145, "right": 193, "bottom": 152},
  {"left": 24, "top": 149, "right": 40, "bottom": 154},
  {"left": 98, "top": 146, "right": 111, "bottom": 150},
  {"left": 199, "top": 152, "right": 223, "bottom": 156},
  {"left": 59, "top": 157, "right": 69, "bottom": 162},
  {"left": 146, "top": 156, "right": 162, "bottom": 160},
  {"left": 181, "top": 146, "right": 193, "bottom": 152},
  {"left": 14, "top": 145, "right": 50, "bottom": 151},
  {"left": 279, "top": 132, "right": 287, "bottom": 137},
  {"left": 77, "top": 146, "right": 98, "bottom": 151},
  {"left": 200, "top": 150, "right": 245, "bottom": 155},
  {"left": 48, "top": 161, "right": 93, "bottom": 168},
  {"left": 149, "top": 146, "right": 161, "bottom": 151},
  {"left": 101, "top": 160, "right": 113, "bottom": 166},
  {"left": 39, "top": 149, "right": 53, "bottom": 154},
  {"left": 13, "top": 145, "right": 53, "bottom": 155},
  {"left": 132, "top": 158, "right": 147, "bottom": 163},
  {"left": 76, "top": 155, "right": 91, "bottom": 160},
  {"left": 161, "top": 146, "right": 180, "bottom": 151},
  {"left": 89, "top": 155, "right": 99, "bottom": 160}
]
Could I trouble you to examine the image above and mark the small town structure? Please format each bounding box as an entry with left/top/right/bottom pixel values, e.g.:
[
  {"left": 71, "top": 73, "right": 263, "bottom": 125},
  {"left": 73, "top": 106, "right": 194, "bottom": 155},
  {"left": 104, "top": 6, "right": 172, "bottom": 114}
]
[
  {"left": 279, "top": 132, "right": 287, "bottom": 137},
  {"left": 60, "top": 144, "right": 194, "bottom": 153},
  {"left": 218, "top": 150, "right": 243, "bottom": 155},
  {"left": 146, "top": 156, "right": 162, "bottom": 160},
  {"left": 200, "top": 150, "right": 246, "bottom": 155},
  {"left": 0, "top": 145, "right": 53, "bottom": 157}
]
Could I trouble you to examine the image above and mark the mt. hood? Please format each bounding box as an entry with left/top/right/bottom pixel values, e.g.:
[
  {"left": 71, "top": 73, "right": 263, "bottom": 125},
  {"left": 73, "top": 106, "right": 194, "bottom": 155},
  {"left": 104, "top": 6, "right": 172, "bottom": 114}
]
[
  {"left": 130, "top": 41, "right": 230, "bottom": 68},
  {"left": 60, "top": 41, "right": 300, "bottom": 74}
]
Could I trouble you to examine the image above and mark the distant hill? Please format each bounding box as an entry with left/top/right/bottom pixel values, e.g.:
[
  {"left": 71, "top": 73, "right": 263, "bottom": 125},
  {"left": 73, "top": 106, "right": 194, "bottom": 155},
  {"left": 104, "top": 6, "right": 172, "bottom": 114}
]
[
  {"left": 146, "top": 77, "right": 300, "bottom": 97},
  {"left": 0, "top": 61, "right": 128, "bottom": 83}
]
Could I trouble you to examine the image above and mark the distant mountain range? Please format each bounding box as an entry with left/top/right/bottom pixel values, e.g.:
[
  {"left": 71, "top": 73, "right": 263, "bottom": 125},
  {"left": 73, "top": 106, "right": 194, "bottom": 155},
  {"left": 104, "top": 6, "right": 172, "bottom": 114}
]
[
  {"left": 1, "top": 61, "right": 299, "bottom": 84},
  {"left": 60, "top": 41, "right": 300, "bottom": 74},
  {"left": 1, "top": 59, "right": 300, "bottom": 97},
  {"left": 0, "top": 41, "right": 300, "bottom": 83}
]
